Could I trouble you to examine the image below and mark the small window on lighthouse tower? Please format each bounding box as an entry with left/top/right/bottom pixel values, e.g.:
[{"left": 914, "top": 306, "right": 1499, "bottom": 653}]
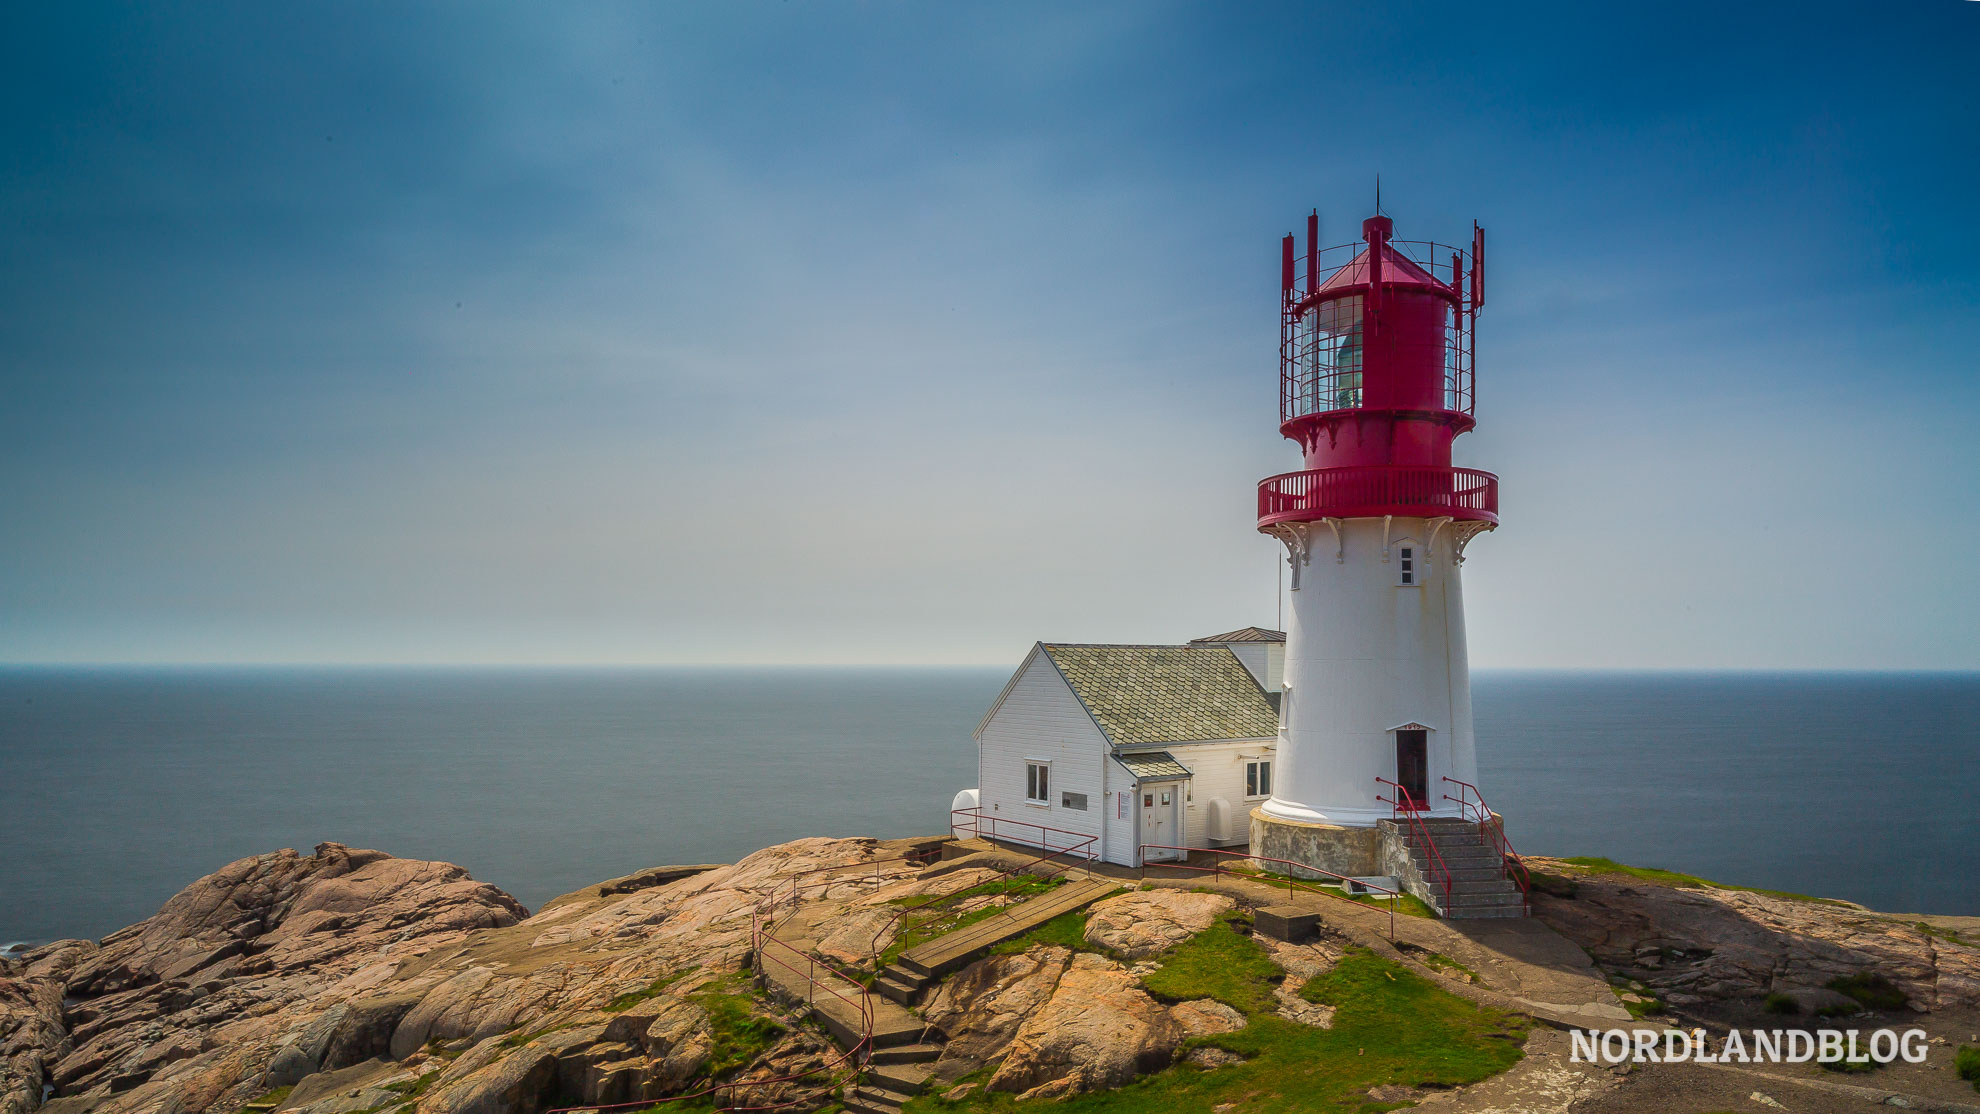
[{"left": 1397, "top": 546, "right": 1418, "bottom": 586}]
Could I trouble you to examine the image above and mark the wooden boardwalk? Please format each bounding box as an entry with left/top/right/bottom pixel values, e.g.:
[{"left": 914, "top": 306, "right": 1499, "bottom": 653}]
[{"left": 897, "top": 877, "right": 1117, "bottom": 978}]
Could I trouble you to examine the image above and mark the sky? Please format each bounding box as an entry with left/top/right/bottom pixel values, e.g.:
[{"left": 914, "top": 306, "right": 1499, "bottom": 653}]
[{"left": 2, "top": 1, "right": 1976, "bottom": 669}]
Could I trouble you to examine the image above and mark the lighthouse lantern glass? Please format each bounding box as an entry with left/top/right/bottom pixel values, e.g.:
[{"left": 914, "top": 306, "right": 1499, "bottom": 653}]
[{"left": 1293, "top": 295, "right": 1364, "bottom": 416}]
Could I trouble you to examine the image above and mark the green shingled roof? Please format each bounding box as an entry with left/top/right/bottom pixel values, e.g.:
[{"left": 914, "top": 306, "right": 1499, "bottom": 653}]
[{"left": 1043, "top": 644, "right": 1280, "bottom": 746}]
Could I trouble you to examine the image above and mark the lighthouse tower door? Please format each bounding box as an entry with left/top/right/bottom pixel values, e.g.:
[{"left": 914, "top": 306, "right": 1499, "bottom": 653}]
[{"left": 1395, "top": 730, "right": 1429, "bottom": 808}]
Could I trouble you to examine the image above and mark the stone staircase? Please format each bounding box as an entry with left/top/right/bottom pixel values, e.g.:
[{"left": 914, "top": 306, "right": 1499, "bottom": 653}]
[
  {"left": 792, "top": 876, "right": 1118, "bottom": 1114},
  {"left": 1380, "top": 817, "right": 1527, "bottom": 919}
]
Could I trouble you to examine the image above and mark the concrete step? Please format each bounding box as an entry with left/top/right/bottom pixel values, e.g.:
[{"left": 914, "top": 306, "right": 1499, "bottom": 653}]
[
  {"left": 1447, "top": 881, "right": 1522, "bottom": 895},
  {"left": 1417, "top": 850, "right": 1488, "bottom": 866},
  {"left": 1442, "top": 903, "right": 1526, "bottom": 920},
  {"left": 843, "top": 1087, "right": 907, "bottom": 1114},
  {"left": 868, "top": 1042, "right": 943, "bottom": 1066},
  {"left": 873, "top": 974, "right": 922, "bottom": 1007},
  {"left": 1442, "top": 892, "right": 1526, "bottom": 910},
  {"left": 866, "top": 1063, "right": 933, "bottom": 1095},
  {"left": 1435, "top": 865, "right": 1514, "bottom": 883}
]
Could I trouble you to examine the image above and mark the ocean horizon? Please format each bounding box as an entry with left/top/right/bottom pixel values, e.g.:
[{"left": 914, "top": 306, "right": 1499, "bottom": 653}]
[{"left": 3, "top": 665, "right": 1975, "bottom": 947}]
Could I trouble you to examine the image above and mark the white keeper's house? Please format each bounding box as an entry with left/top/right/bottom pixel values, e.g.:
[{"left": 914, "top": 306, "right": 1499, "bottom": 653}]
[{"left": 962, "top": 628, "right": 1285, "bottom": 868}]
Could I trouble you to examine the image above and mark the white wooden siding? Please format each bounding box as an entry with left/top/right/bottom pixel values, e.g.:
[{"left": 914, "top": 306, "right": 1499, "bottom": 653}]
[
  {"left": 1171, "top": 739, "right": 1278, "bottom": 847},
  {"left": 974, "top": 648, "right": 1112, "bottom": 863},
  {"left": 1102, "top": 757, "right": 1139, "bottom": 867}
]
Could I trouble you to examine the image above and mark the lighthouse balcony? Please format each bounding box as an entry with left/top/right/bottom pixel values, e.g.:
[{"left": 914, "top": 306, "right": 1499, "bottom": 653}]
[{"left": 1257, "top": 465, "right": 1498, "bottom": 527}]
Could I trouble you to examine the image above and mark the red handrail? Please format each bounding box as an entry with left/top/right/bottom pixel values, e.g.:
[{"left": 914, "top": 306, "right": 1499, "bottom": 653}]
[
  {"left": 1441, "top": 776, "right": 1531, "bottom": 914},
  {"left": 1374, "top": 777, "right": 1454, "bottom": 913},
  {"left": 869, "top": 809, "right": 1096, "bottom": 965},
  {"left": 1258, "top": 465, "right": 1499, "bottom": 527},
  {"left": 1136, "top": 843, "right": 1395, "bottom": 941},
  {"left": 764, "top": 852, "right": 939, "bottom": 917}
]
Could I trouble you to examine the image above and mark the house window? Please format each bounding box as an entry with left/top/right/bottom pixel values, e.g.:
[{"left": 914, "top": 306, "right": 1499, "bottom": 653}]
[
  {"left": 1061, "top": 791, "right": 1088, "bottom": 811},
  {"left": 1397, "top": 546, "right": 1417, "bottom": 586},
  {"left": 1024, "top": 762, "right": 1050, "bottom": 804},
  {"left": 1245, "top": 760, "right": 1273, "bottom": 799}
]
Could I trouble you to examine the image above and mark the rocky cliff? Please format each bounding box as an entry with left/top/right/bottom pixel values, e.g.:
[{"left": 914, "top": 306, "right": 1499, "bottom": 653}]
[{"left": 5, "top": 842, "right": 1978, "bottom": 1114}]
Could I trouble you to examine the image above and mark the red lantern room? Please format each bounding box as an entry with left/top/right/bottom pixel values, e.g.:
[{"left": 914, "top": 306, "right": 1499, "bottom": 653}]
[{"left": 1258, "top": 213, "right": 1499, "bottom": 529}]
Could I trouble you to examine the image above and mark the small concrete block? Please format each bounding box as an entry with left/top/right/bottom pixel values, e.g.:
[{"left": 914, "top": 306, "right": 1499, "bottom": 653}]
[{"left": 1254, "top": 905, "right": 1320, "bottom": 943}]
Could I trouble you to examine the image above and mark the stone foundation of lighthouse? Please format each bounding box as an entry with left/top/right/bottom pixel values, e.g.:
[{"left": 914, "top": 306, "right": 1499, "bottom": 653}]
[{"left": 1250, "top": 514, "right": 1488, "bottom": 871}]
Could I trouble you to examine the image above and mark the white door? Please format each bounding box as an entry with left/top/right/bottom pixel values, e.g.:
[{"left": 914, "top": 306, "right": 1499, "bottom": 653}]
[{"left": 1139, "top": 783, "right": 1185, "bottom": 862}]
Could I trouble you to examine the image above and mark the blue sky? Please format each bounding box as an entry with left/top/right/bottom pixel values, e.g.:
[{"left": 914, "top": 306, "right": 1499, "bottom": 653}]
[{"left": 3, "top": 1, "right": 1976, "bottom": 668}]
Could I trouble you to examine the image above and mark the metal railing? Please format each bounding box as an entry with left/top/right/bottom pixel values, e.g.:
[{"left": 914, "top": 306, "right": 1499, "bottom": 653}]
[
  {"left": 1280, "top": 237, "right": 1478, "bottom": 424},
  {"left": 539, "top": 913, "right": 875, "bottom": 1114},
  {"left": 1374, "top": 777, "right": 1454, "bottom": 913},
  {"left": 1258, "top": 465, "right": 1498, "bottom": 527},
  {"left": 867, "top": 809, "right": 1098, "bottom": 965},
  {"left": 759, "top": 851, "right": 940, "bottom": 917},
  {"left": 1442, "top": 776, "right": 1532, "bottom": 914},
  {"left": 1135, "top": 843, "right": 1396, "bottom": 941}
]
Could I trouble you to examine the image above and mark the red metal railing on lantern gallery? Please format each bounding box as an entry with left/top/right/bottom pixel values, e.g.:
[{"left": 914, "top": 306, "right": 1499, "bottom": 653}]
[{"left": 1257, "top": 465, "right": 1498, "bottom": 527}]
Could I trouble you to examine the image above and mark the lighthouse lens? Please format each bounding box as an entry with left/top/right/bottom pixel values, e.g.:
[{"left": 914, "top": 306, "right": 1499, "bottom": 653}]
[{"left": 1294, "top": 295, "right": 1364, "bottom": 415}]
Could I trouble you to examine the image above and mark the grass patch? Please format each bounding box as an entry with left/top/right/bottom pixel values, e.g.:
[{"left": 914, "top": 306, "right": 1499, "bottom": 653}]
[
  {"left": 1916, "top": 922, "right": 1975, "bottom": 948},
  {"left": 605, "top": 966, "right": 697, "bottom": 1012},
  {"left": 1139, "top": 915, "right": 1281, "bottom": 1015},
  {"left": 381, "top": 1071, "right": 441, "bottom": 1099},
  {"left": 987, "top": 909, "right": 1097, "bottom": 957},
  {"left": 1621, "top": 993, "right": 1664, "bottom": 1020},
  {"left": 1558, "top": 858, "right": 1846, "bottom": 905},
  {"left": 1955, "top": 1045, "right": 1980, "bottom": 1091},
  {"left": 1825, "top": 972, "right": 1907, "bottom": 1012},
  {"left": 1763, "top": 992, "right": 1801, "bottom": 1015},
  {"left": 249, "top": 1086, "right": 293, "bottom": 1108},
  {"left": 876, "top": 876, "right": 1068, "bottom": 968},
  {"left": 694, "top": 974, "right": 786, "bottom": 1078},
  {"left": 908, "top": 946, "right": 1527, "bottom": 1114}
]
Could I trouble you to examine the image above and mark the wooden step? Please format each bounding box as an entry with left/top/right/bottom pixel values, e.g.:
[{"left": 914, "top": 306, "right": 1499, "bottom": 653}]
[{"left": 896, "top": 878, "right": 1117, "bottom": 980}]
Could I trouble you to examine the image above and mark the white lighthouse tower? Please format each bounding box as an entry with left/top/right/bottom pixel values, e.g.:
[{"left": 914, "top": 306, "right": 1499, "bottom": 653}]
[{"left": 1249, "top": 210, "right": 1521, "bottom": 916}]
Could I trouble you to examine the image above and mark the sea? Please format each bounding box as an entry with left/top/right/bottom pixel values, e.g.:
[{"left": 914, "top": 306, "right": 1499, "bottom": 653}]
[{"left": 1, "top": 667, "right": 1975, "bottom": 948}]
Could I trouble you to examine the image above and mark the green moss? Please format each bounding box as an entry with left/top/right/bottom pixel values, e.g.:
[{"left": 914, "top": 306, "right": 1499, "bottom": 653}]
[
  {"left": 251, "top": 1086, "right": 294, "bottom": 1107},
  {"left": 1825, "top": 972, "right": 1907, "bottom": 1012},
  {"left": 1762, "top": 992, "right": 1801, "bottom": 1015},
  {"left": 908, "top": 946, "right": 1527, "bottom": 1114},
  {"left": 605, "top": 966, "right": 697, "bottom": 1012},
  {"left": 694, "top": 975, "right": 786, "bottom": 1078},
  {"left": 1139, "top": 915, "right": 1280, "bottom": 1015},
  {"left": 1955, "top": 1044, "right": 1980, "bottom": 1090},
  {"left": 381, "top": 1071, "right": 441, "bottom": 1098},
  {"left": 1558, "top": 858, "right": 1846, "bottom": 905},
  {"left": 1916, "top": 922, "right": 1974, "bottom": 948},
  {"left": 1621, "top": 993, "right": 1664, "bottom": 1020}
]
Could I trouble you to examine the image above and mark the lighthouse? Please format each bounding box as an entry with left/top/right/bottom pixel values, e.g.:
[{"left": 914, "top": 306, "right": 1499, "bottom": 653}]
[{"left": 1249, "top": 209, "right": 1517, "bottom": 913}]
